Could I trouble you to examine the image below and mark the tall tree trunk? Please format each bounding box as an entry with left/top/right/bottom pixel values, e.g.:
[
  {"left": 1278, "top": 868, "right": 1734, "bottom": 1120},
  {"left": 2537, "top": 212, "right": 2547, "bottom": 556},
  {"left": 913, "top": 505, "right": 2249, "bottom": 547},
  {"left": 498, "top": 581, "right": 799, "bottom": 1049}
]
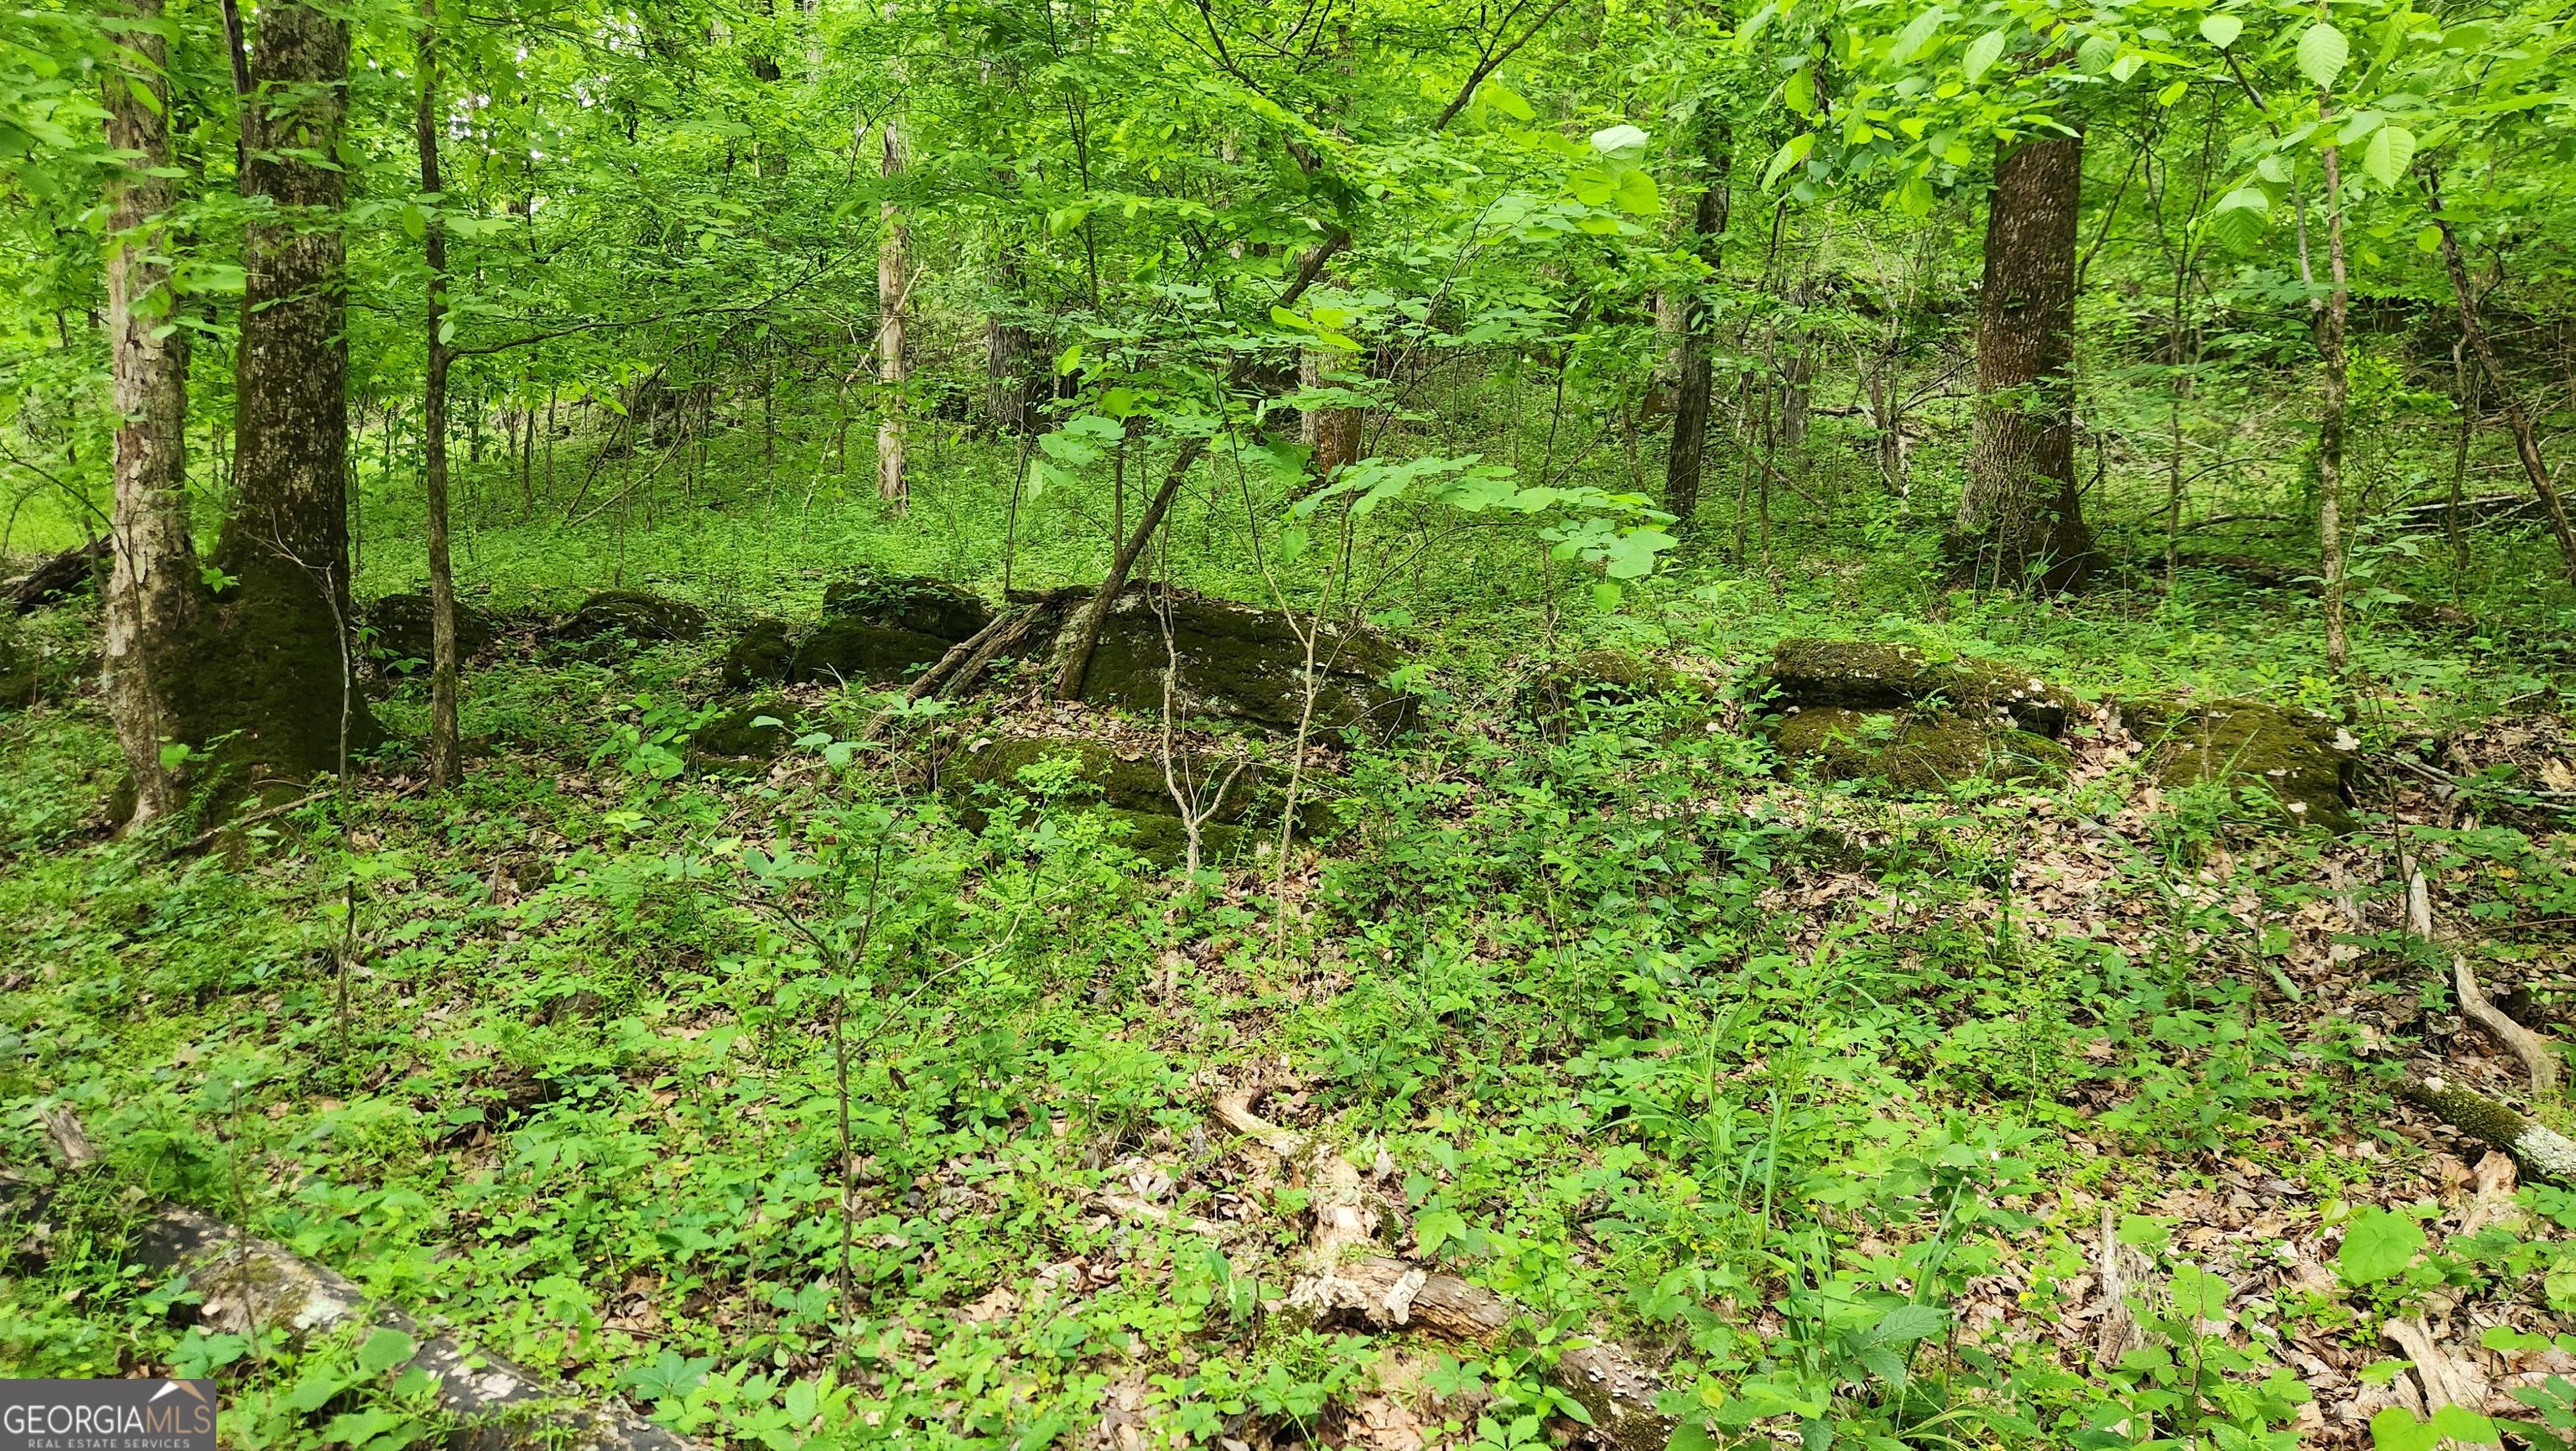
[
  {"left": 985, "top": 252, "right": 1035, "bottom": 434},
  {"left": 2425, "top": 167, "right": 2576, "bottom": 587},
  {"left": 102, "top": 0, "right": 202, "bottom": 826},
  {"left": 2317, "top": 138, "right": 2350, "bottom": 672},
  {"left": 199, "top": 0, "right": 379, "bottom": 788},
  {"left": 1663, "top": 123, "right": 1731, "bottom": 531},
  {"left": 418, "top": 0, "right": 460, "bottom": 786},
  {"left": 875, "top": 116, "right": 909, "bottom": 512},
  {"left": 1957, "top": 134, "right": 2095, "bottom": 590}
]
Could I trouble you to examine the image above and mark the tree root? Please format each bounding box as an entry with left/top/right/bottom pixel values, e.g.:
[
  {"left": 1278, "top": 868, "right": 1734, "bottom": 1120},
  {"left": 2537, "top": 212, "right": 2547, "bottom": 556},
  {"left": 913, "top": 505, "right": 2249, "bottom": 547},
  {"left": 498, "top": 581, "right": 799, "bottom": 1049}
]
[
  {"left": 1209, "top": 1084, "right": 1674, "bottom": 1451},
  {"left": 2398, "top": 1073, "right": 2576, "bottom": 1186}
]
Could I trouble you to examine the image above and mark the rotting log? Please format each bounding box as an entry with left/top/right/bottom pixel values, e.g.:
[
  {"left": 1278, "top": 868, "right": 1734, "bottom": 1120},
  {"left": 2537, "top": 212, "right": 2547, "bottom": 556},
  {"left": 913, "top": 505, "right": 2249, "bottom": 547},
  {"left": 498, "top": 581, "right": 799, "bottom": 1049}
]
[
  {"left": 7, "top": 1114, "right": 706, "bottom": 1451},
  {"left": 1208, "top": 1086, "right": 1673, "bottom": 1451},
  {"left": 2398, "top": 1073, "right": 2576, "bottom": 1185}
]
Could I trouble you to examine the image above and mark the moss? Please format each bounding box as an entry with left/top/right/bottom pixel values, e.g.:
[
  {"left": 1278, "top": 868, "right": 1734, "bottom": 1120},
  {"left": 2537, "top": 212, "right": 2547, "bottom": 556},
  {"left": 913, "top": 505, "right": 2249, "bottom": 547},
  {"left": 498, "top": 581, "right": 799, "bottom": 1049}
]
[
  {"left": 789, "top": 617, "right": 953, "bottom": 686},
  {"left": 2127, "top": 698, "right": 2356, "bottom": 831},
  {"left": 1764, "top": 637, "right": 2075, "bottom": 737},
  {"left": 555, "top": 590, "right": 709, "bottom": 647},
  {"left": 1080, "top": 590, "right": 1415, "bottom": 737},
  {"left": 822, "top": 575, "right": 992, "bottom": 642},
  {"left": 1768, "top": 706, "right": 2070, "bottom": 792},
  {"left": 361, "top": 593, "right": 496, "bottom": 673},
  {"left": 1522, "top": 648, "right": 1709, "bottom": 731},
  {"left": 723, "top": 618, "right": 794, "bottom": 689},
  {"left": 690, "top": 699, "right": 798, "bottom": 770},
  {"left": 944, "top": 732, "right": 1335, "bottom": 865}
]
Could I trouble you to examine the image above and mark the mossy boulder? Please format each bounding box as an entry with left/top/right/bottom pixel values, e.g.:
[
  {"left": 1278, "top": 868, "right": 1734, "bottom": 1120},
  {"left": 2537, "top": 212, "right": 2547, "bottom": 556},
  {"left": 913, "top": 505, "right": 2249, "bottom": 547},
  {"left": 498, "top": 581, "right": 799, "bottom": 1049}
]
[
  {"left": 556, "top": 590, "right": 709, "bottom": 647},
  {"left": 792, "top": 575, "right": 993, "bottom": 686},
  {"left": 945, "top": 732, "right": 1334, "bottom": 865},
  {"left": 361, "top": 592, "right": 497, "bottom": 673},
  {"left": 1081, "top": 590, "right": 1413, "bottom": 737},
  {"left": 691, "top": 699, "right": 800, "bottom": 772},
  {"left": 1522, "top": 647, "right": 1711, "bottom": 729},
  {"left": 1763, "top": 638, "right": 2075, "bottom": 737},
  {"left": 1766, "top": 706, "right": 2072, "bottom": 792},
  {"left": 2128, "top": 698, "right": 2357, "bottom": 831},
  {"left": 823, "top": 575, "right": 993, "bottom": 642},
  {"left": 724, "top": 617, "right": 795, "bottom": 688}
]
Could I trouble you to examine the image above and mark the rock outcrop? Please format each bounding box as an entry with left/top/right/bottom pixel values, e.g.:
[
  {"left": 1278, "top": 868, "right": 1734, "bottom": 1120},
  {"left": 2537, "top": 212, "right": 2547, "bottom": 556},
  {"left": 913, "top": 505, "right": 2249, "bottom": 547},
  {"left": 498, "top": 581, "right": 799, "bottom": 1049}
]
[
  {"left": 1078, "top": 589, "right": 1412, "bottom": 737},
  {"left": 2127, "top": 698, "right": 2358, "bottom": 830},
  {"left": 363, "top": 592, "right": 497, "bottom": 673}
]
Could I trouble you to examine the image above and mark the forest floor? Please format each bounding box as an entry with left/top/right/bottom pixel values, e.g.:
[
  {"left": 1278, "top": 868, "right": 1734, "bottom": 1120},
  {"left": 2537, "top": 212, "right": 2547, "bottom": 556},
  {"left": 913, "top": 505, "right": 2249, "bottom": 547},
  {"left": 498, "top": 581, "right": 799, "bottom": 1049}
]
[{"left": 8, "top": 489, "right": 2576, "bottom": 1451}]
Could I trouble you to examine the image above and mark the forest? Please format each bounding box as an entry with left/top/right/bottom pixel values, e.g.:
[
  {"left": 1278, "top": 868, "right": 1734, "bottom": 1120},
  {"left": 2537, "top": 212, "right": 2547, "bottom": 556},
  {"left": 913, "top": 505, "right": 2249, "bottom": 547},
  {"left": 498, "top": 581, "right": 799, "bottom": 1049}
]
[{"left": 6, "top": 0, "right": 2576, "bottom": 1445}]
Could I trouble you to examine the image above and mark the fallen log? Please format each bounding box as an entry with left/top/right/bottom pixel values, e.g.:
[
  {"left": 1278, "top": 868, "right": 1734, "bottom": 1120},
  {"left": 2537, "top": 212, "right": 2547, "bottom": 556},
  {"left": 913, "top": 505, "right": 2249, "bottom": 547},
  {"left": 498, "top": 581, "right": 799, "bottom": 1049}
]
[
  {"left": 2452, "top": 954, "right": 2561, "bottom": 1100},
  {"left": 2398, "top": 1073, "right": 2576, "bottom": 1185},
  {"left": 6, "top": 536, "right": 106, "bottom": 614},
  {"left": 8, "top": 1112, "right": 706, "bottom": 1451}
]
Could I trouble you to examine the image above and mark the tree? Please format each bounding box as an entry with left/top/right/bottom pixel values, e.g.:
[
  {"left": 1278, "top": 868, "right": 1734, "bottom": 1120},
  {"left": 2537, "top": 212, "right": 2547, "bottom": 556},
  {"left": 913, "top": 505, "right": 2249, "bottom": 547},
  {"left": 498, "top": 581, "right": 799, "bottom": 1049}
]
[
  {"left": 101, "top": 0, "right": 199, "bottom": 825},
  {"left": 1958, "top": 134, "right": 2094, "bottom": 589},
  {"left": 417, "top": 0, "right": 460, "bottom": 784},
  {"left": 1663, "top": 114, "right": 1731, "bottom": 532},
  {"left": 191, "top": 0, "right": 378, "bottom": 790}
]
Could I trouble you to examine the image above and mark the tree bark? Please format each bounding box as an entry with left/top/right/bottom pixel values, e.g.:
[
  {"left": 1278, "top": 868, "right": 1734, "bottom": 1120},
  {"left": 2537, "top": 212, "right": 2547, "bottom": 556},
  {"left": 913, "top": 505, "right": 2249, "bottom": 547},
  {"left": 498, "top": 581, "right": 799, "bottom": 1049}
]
[
  {"left": 1664, "top": 126, "right": 1731, "bottom": 531},
  {"left": 102, "top": 0, "right": 202, "bottom": 826},
  {"left": 1298, "top": 341, "right": 1363, "bottom": 478},
  {"left": 417, "top": 0, "right": 460, "bottom": 786},
  {"left": 984, "top": 248, "right": 1037, "bottom": 435},
  {"left": 2317, "top": 139, "right": 2350, "bottom": 672},
  {"left": 875, "top": 117, "right": 909, "bottom": 512},
  {"left": 2425, "top": 169, "right": 2576, "bottom": 587},
  {"left": 198, "top": 0, "right": 379, "bottom": 789},
  {"left": 1957, "top": 134, "right": 2095, "bottom": 590}
]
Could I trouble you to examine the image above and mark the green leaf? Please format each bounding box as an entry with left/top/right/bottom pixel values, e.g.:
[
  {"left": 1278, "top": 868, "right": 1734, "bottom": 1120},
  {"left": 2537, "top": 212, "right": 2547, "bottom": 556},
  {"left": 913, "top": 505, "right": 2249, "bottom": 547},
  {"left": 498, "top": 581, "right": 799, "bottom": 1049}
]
[
  {"left": 357, "top": 1328, "right": 418, "bottom": 1374},
  {"left": 2298, "top": 22, "right": 2350, "bottom": 89},
  {"left": 1891, "top": 7, "right": 1946, "bottom": 64},
  {"left": 2169, "top": 1262, "right": 2231, "bottom": 1323},
  {"left": 2338, "top": 1205, "right": 2426, "bottom": 1285},
  {"left": 2158, "top": 79, "right": 2189, "bottom": 105},
  {"left": 1592, "top": 580, "right": 1623, "bottom": 612},
  {"left": 1762, "top": 133, "right": 1816, "bottom": 189},
  {"left": 1784, "top": 66, "right": 1815, "bottom": 115},
  {"left": 1613, "top": 166, "right": 1660, "bottom": 216},
  {"left": 2371, "top": 1407, "right": 2440, "bottom": 1451},
  {"left": 1867, "top": 1303, "right": 1950, "bottom": 1344},
  {"left": 2199, "top": 13, "right": 2242, "bottom": 49},
  {"left": 1591, "top": 123, "right": 1649, "bottom": 158},
  {"left": 1415, "top": 1207, "right": 1470, "bottom": 1257},
  {"left": 1962, "top": 28, "right": 2007, "bottom": 81},
  {"left": 1481, "top": 80, "right": 1536, "bottom": 121},
  {"left": 2363, "top": 125, "right": 2415, "bottom": 186},
  {"left": 1896, "top": 174, "right": 1935, "bottom": 216}
]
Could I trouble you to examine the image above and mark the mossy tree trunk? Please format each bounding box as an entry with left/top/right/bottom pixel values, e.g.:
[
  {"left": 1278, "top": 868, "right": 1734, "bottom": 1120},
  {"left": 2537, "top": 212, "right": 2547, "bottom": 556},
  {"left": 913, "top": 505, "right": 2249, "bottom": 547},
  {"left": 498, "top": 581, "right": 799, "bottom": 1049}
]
[
  {"left": 102, "top": 0, "right": 204, "bottom": 826},
  {"left": 189, "top": 0, "right": 379, "bottom": 792},
  {"left": 1957, "top": 134, "right": 2095, "bottom": 591},
  {"left": 875, "top": 113, "right": 909, "bottom": 513},
  {"left": 1663, "top": 118, "right": 1731, "bottom": 532}
]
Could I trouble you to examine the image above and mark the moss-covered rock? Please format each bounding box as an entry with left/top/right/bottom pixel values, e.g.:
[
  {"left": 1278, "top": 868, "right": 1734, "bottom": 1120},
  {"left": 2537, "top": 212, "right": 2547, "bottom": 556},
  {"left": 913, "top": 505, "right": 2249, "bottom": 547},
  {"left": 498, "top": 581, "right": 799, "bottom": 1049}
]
[
  {"left": 792, "top": 575, "right": 993, "bottom": 687},
  {"left": 823, "top": 575, "right": 993, "bottom": 642},
  {"left": 1766, "top": 706, "right": 2072, "bottom": 792},
  {"left": 2127, "top": 698, "right": 2357, "bottom": 831},
  {"left": 1521, "top": 647, "right": 1710, "bottom": 731},
  {"left": 1763, "top": 638, "right": 2075, "bottom": 737},
  {"left": 945, "top": 732, "right": 1334, "bottom": 864},
  {"left": 556, "top": 590, "right": 709, "bottom": 647},
  {"left": 690, "top": 699, "right": 799, "bottom": 772},
  {"left": 361, "top": 592, "right": 496, "bottom": 673},
  {"left": 1081, "top": 590, "right": 1414, "bottom": 737},
  {"left": 724, "top": 617, "right": 795, "bottom": 688}
]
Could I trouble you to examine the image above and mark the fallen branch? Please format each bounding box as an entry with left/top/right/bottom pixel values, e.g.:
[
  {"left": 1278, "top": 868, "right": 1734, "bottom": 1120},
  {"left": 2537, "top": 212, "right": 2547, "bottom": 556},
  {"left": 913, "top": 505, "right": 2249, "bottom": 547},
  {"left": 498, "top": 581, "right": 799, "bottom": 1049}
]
[
  {"left": 2454, "top": 954, "right": 2560, "bottom": 1099},
  {"left": 2398, "top": 1073, "right": 2576, "bottom": 1185},
  {"left": 1212, "top": 1084, "right": 1672, "bottom": 1450}
]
